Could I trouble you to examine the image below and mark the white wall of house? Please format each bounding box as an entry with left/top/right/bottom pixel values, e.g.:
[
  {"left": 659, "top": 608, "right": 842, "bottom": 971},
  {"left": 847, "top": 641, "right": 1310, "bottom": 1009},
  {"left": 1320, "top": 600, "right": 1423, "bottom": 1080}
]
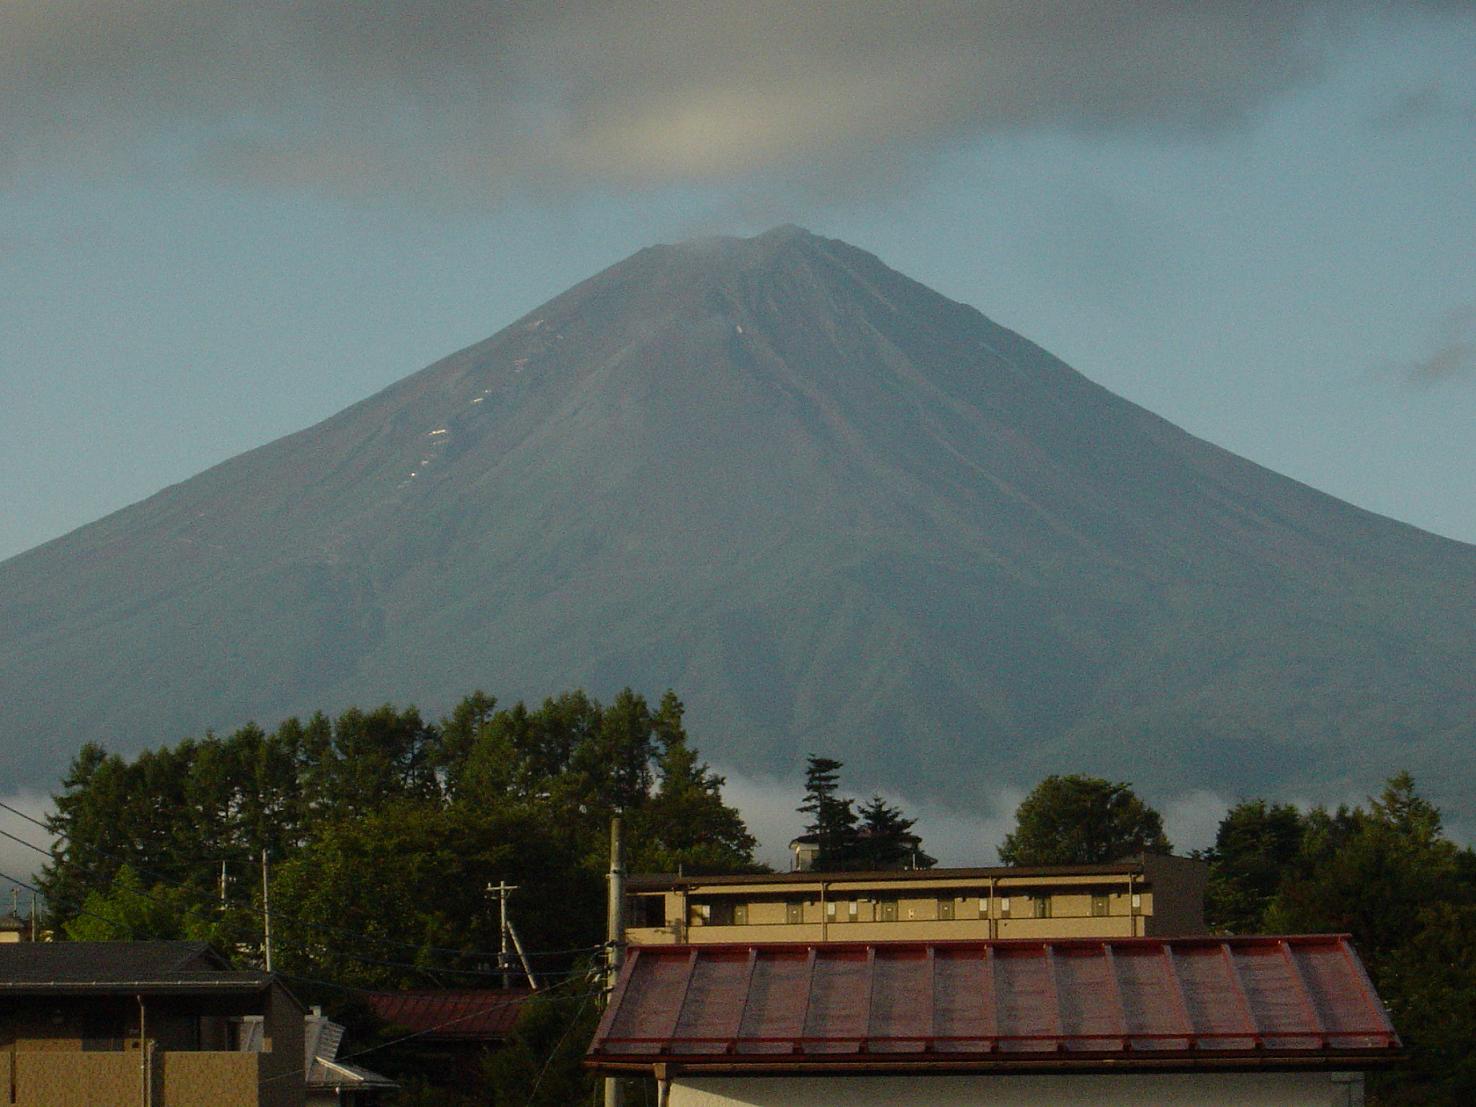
[{"left": 668, "top": 1071, "right": 1364, "bottom": 1107}]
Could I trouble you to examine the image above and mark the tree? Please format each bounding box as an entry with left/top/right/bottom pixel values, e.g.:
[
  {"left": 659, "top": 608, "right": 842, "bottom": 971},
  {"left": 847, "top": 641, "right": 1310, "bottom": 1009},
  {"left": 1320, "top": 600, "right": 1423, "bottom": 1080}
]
[
  {"left": 630, "top": 692, "right": 758, "bottom": 874},
  {"left": 1249, "top": 773, "right": 1476, "bottom": 1105},
  {"left": 852, "top": 795, "right": 936, "bottom": 870},
  {"left": 798, "top": 755, "right": 859, "bottom": 867},
  {"left": 1200, "top": 799, "right": 1306, "bottom": 933},
  {"left": 796, "top": 758, "right": 936, "bottom": 871},
  {"left": 998, "top": 775, "right": 1171, "bottom": 866}
]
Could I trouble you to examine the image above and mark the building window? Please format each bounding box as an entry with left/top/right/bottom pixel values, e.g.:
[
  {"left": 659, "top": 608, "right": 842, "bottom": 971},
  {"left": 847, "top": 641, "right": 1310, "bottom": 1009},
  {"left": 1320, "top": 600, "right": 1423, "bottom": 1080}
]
[
  {"left": 1032, "top": 894, "right": 1051, "bottom": 919},
  {"left": 786, "top": 900, "right": 804, "bottom": 925},
  {"left": 848, "top": 900, "right": 859, "bottom": 921},
  {"left": 878, "top": 898, "right": 898, "bottom": 922},
  {"left": 1091, "top": 893, "right": 1110, "bottom": 917},
  {"left": 999, "top": 897, "right": 1011, "bottom": 918},
  {"left": 630, "top": 895, "right": 666, "bottom": 928},
  {"left": 937, "top": 898, "right": 955, "bottom": 920},
  {"left": 733, "top": 903, "right": 748, "bottom": 926}
]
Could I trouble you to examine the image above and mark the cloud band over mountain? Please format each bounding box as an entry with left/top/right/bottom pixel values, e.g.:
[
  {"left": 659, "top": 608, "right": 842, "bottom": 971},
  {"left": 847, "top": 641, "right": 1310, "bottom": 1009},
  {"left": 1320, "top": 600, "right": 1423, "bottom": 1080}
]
[{"left": 4, "top": 2, "right": 1464, "bottom": 203}]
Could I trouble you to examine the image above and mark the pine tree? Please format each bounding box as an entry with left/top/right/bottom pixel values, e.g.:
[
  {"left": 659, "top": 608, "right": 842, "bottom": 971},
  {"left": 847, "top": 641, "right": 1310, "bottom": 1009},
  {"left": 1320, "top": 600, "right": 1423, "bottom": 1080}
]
[{"left": 798, "top": 755, "right": 858, "bottom": 868}]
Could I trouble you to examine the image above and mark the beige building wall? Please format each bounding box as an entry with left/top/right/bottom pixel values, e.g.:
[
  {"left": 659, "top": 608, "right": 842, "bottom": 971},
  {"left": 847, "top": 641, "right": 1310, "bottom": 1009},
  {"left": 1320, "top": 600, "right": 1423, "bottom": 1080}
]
[
  {"left": 2, "top": 1049, "right": 271, "bottom": 1107},
  {"left": 668, "top": 1072, "right": 1364, "bottom": 1107},
  {"left": 4, "top": 1052, "right": 150, "bottom": 1107},
  {"left": 0, "top": 984, "right": 304, "bottom": 1107},
  {"left": 163, "top": 1051, "right": 263, "bottom": 1107},
  {"left": 627, "top": 866, "right": 1196, "bottom": 945}
]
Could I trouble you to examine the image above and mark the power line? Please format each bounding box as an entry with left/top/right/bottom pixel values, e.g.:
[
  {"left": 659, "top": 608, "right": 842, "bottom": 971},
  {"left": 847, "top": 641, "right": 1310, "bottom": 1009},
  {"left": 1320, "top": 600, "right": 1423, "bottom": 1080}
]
[
  {"left": 1, "top": 861, "right": 604, "bottom": 1100},
  {"left": 259, "top": 970, "right": 605, "bottom": 1089},
  {"left": 0, "top": 799, "right": 603, "bottom": 964}
]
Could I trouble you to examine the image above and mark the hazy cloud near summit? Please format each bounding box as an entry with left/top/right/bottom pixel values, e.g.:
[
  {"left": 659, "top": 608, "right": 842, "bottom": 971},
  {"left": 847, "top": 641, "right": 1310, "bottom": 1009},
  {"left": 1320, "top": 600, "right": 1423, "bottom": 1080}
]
[
  {"left": 2, "top": 2, "right": 1457, "bottom": 205},
  {"left": 1406, "top": 305, "right": 1476, "bottom": 385}
]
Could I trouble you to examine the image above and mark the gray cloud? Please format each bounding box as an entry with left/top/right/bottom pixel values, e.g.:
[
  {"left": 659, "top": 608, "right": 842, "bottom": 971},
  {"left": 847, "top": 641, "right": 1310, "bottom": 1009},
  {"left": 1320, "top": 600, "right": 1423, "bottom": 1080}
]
[
  {"left": 4, "top": 2, "right": 1447, "bottom": 205},
  {"left": 1407, "top": 304, "right": 1476, "bottom": 384}
]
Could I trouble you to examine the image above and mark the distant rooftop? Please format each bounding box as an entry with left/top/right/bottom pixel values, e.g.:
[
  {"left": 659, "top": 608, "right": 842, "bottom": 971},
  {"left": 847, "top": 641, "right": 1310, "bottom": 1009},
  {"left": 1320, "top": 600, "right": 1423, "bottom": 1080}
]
[{"left": 0, "top": 940, "right": 273, "bottom": 994}]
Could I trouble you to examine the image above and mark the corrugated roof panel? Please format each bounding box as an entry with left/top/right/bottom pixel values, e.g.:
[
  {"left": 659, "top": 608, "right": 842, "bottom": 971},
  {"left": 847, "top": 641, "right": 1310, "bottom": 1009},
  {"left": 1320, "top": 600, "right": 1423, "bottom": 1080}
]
[
  {"left": 1054, "top": 946, "right": 1123, "bottom": 1051},
  {"left": 875, "top": 947, "right": 937, "bottom": 1053},
  {"left": 589, "top": 935, "right": 1400, "bottom": 1073},
  {"left": 805, "top": 947, "right": 868, "bottom": 1052},
  {"left": 1295, "top": 940, "right": 1389, "bottom": 1049},
  {"left": 994, "top": 945, "right": 1058, "bottom": 1052},
  {"left": 672, "top": 949, "right": 751, "bottom": 1055},
  {"left": 737, "top": 948, "right": 811, "bottom": 1054},
  {"left": 1169, "top": 943, "right": 1257, "bottom": 1050},
  {"left": 1112, "top": 944, "right": 1191, "bottom": 1050}
]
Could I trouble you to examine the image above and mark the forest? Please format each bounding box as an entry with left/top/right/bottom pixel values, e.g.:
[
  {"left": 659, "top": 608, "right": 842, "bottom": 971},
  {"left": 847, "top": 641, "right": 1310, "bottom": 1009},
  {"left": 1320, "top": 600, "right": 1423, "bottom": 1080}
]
[{"left": 12, "top": 689, "right": 1476, "bottom": 1105}]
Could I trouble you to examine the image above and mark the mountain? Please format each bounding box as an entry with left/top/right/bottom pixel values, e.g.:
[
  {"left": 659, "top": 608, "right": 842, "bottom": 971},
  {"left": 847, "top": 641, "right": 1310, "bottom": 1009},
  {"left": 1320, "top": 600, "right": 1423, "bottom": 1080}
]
[{"left": 3, "top": 226, "right": 1474, "bottom": 820}]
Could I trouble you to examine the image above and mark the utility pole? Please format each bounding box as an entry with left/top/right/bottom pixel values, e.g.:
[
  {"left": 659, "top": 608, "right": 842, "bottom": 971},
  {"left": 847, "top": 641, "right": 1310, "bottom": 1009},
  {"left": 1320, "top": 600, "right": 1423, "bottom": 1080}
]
[
  {"left": 605, "top": 815, "right": 626, "bottom": 1107},
  {"left": 30, "top": 892, "right": 38, "bottom": 941},
  {"left": 261, "top": 849, "right": 273, "bottom": 973},
  {"left": 487, "top": 880, "right": 513, "bottom": 989},
  {"left": 219, "top": 860, "right": 228, "bottom": 911},
  {"left": 485, "top": 881, "right": 539, "bottom": 991}
]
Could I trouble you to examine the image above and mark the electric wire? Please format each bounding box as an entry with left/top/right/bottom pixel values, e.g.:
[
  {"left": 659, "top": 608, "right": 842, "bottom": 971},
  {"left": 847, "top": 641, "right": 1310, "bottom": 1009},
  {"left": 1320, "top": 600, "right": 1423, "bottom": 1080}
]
[
  {"left": 0, "top": 798, "right": 607, "bottom": 964},
  {"left": 257, "top": 969, "right": 605, "bottom": 1089},
  {"left": 2, "top": 822, "right": 605, "bottom": 987},
  {"left": 0, "top": 861, "right": 605, "bottom": 1097}
]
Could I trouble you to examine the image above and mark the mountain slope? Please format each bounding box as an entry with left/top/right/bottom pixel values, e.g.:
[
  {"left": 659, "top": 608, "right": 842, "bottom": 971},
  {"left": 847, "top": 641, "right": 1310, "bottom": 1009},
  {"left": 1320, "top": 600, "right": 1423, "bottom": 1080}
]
[{"left": 4, "top": 226, "right": 1474, "bottom": 816}]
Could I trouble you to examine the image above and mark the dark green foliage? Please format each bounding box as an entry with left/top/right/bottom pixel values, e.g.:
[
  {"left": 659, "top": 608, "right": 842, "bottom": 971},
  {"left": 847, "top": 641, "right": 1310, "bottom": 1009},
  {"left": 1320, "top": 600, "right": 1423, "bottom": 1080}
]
[
  {"left": 39, "top": 686, "right": 759, "bottom": 1102},
  {"left": 1200, "top": 799, "right": 1306, "bottom": 933},
  {"left": 479, "top": 983, "right": 605, "bottom": 1106},
  {"left": 853, "top": 795, "right": 936, "bottom": 870},
  {"left": 798, "top": 755, "right": 858, "bottom": 867},
  {"left": 1202, "top": 773, "right": 1476, "bottom": 1106},
  {"left": 998, "top": 775, "right": 1171, "bottom": 866},
  {"left": 797, "top": 756, "right": 934, "bottom": 871}
]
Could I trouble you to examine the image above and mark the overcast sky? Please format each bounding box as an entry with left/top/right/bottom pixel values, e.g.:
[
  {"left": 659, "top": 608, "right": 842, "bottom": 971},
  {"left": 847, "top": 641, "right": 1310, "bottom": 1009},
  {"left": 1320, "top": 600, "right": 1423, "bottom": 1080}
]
[{"left": 2, "top": 2, "right": 1473, "bottom": 563}]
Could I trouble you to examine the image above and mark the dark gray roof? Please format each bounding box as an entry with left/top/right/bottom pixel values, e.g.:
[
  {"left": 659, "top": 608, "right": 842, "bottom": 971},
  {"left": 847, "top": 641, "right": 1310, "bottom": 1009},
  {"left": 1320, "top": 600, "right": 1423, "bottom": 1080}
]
[
  {"left": 0, "top": 940, "right": 272, "bottom": 994},
  {"left": 627, "top": 858, "right": 1194, "bottom": 891}
]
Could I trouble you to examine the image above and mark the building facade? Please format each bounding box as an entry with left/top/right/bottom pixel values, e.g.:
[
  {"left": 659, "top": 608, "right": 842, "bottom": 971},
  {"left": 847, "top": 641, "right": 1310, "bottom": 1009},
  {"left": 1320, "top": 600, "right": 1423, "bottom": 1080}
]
[
  {"left": 626, "top": 855, "right": 1207, "bottom": 945},
  {"left": 0, "top": 941, "right": 305, "bottom": 1107}
]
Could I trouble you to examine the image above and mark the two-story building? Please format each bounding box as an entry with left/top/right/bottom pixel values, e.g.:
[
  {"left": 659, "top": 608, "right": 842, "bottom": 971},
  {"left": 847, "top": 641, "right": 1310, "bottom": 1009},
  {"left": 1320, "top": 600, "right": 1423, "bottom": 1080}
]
[
  {"left": 626, "top": 854, "right": 1207, "bottom": 946},
  {"left": 0, "top": 940, "right": 305, "bottom": 1107}
]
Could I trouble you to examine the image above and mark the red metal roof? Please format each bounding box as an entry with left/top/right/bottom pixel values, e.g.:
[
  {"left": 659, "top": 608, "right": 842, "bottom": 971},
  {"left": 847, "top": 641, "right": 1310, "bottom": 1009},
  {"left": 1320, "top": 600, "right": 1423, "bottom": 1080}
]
[
  {"left": 588, "top": 936, "right": 1399, "bottom": 1072},
  {"left": 365, "top": 988, "right": 532, "bottom": 1041}
]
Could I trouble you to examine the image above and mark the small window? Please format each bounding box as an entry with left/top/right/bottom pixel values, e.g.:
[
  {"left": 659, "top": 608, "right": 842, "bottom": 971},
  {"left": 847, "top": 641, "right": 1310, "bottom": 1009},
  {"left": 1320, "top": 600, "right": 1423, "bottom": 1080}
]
[
  {"left": 937, "top": 898, "right": 955, "bottom": 920},
  {"left": 786, "top": 900, "right": 804, "bottom": 925},
  {"left": 878, "top": 898, "right": 898, "bottom": 922},
  {"left": 999, "top": 897, "right": 1011, "bottom": 918},
  {"left": 847, "top": 900, "right": 858, "bottom": 921},
  {"left": 631, "top": 895, "right": 666, "bottom": 928},
  {"left": 1032, "top": 894, "right": 1051, "bottom": 919},
  {"left": 1091, "top": 893, "right": 1110, "bottom": 918},
  {"left": 733, "top": 903, "right": 748, "bottom": 926}
]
